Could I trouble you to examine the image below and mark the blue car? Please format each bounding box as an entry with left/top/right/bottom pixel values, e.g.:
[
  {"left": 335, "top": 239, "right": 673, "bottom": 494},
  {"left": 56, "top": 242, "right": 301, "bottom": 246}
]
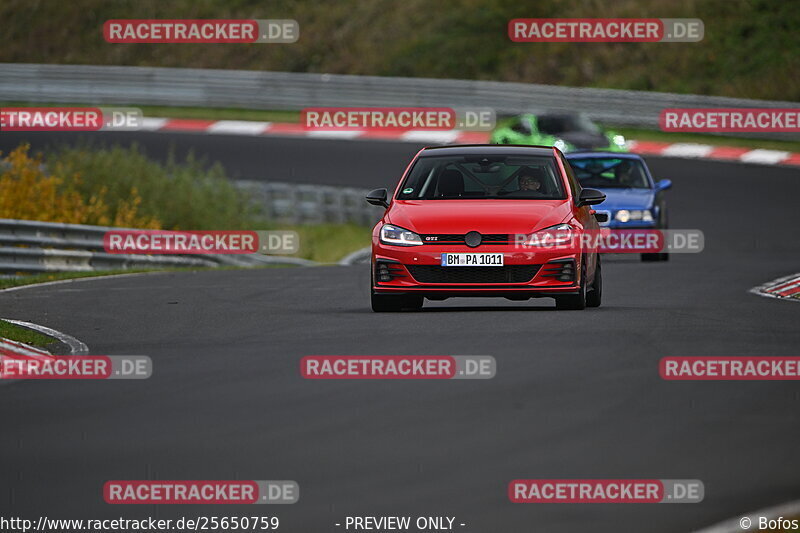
[{"left": 566, "top": 152, "right": 672, "bottom": 261}]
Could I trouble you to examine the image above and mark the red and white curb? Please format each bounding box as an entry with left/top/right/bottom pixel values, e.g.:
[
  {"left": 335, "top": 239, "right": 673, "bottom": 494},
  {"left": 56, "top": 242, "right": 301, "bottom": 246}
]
[
  {"left": 139, "top": 117, "right": 490, "bottom": 144},
  {"left": 0, "top": 336, "right": 54, "bottom": 382},
  {"left": 3, "top": 318, "right": 89, "bottom": 354},
  {"left": 627, "top": 140, "right": 800, "bottom": 166},
  {"left": 750, "top": 273, "right": 800, "bottom": 301},
  {"left": 139, "top": 117, "right": 800, "bottom": 167},
  {"left": 0, "top": 319, "right": 89, "bottom": 383}
]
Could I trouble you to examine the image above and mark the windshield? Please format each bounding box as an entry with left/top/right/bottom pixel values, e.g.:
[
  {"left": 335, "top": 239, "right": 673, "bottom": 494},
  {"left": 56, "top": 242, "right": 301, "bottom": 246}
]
[
  {"left": 397, "top": 154, "right": 566, "bottom": 200},
  {"left": 569, "top": 157, "right": 651, "bottom": 189},
  {"left": 537, "top": 114, "right": 599, "bottom": 135}
]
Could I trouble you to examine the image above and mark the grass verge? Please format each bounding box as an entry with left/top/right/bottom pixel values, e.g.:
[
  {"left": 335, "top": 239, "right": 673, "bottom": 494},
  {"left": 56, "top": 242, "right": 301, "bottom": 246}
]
[
  {"left": 287, "top": 224, "right": 371, "bottom": 263},
  {"left": 0, "top": 318, "right": 55, "bottom": 348},
  {"left": 0, "top": 269, "right": 191, "bottom": 291}
]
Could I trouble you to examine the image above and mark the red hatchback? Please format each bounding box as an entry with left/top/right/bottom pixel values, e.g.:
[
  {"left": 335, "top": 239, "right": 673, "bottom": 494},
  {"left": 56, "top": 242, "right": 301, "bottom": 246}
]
[{"left": 367, "top": 145, "right": 606, "bottom": 311}]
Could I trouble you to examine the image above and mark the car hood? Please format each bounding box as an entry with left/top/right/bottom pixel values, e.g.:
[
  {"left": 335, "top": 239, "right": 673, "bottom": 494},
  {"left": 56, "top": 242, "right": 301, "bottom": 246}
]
[
  {"left": 387, "top": 200, "right": 573, "bottom": 234},
  {"left": 594, "top": 188, "right": 655, "bottom": 210},
  {"left": 558, "top": 131, "right": 610, "bottom": 149}
]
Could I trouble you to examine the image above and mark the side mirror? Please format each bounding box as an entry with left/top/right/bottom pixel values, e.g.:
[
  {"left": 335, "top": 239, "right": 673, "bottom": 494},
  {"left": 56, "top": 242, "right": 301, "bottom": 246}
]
[
  {"left": 366, "top": 188, "right": 389, "bottom": 208},
  {"left": 656, "top": 179, "right": 672, "bottom": 191},
  {"left": 593, "top": 211, "right": 610, "bottom": 223},
  {"left": 577, "top": 188, "right": 606, "bottom": 207}
]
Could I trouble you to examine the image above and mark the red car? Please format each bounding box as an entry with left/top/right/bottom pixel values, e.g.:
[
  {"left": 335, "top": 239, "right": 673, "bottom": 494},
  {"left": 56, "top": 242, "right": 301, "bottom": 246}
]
[{"left": 367, "top": 145, "right": 606, "bottom": 311}]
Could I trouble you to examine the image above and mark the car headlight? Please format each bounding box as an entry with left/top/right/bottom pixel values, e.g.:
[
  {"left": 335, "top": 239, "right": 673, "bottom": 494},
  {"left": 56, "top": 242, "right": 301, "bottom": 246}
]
[
  {"left": 522, "top": 223, "right": 574, "bottom": 247},
  {"left": 380, "top": 224, "right": 423, "bottom": 246},
  {"left": 615, "top": 210, "right": 653, "bottom": 223},
  {"left": 612, "top": 134, "right": 626, "bottom": 147}
]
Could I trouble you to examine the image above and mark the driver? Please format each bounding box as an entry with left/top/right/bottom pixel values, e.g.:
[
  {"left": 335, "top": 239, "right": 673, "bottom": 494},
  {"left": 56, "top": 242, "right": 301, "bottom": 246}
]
[
  {"left": 519, "top": 174, "right": 542, "bottom": 191},
  {"left": 615, "top": 160, "right": 636, "bottom": 187},
  {"left": 518, "top": 167, "right": 546, "bottom": 193}
]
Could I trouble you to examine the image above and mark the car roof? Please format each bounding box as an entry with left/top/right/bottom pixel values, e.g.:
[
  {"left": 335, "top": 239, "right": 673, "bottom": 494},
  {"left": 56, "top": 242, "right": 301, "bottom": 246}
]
[
  {"left": 419, "top": 144, "right": 557, "bottom": 157},
  {"left": 565, "top": 151, "right": 644, "bottom": 161}
]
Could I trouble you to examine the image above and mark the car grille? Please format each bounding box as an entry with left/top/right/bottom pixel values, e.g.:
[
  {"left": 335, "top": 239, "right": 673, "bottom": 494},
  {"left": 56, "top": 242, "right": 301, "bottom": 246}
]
[
  {"left": 407, "top": 265, "right": 540, "bottom": 284},
  {"left": 421, "top": 234, "right": 510, "bottom": 244}
]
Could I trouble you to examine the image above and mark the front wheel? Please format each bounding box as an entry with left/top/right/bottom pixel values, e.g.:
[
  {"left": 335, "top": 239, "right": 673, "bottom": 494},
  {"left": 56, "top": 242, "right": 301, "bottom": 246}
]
[
  {"left": 555, "top": 262, "right": 587, "bottom": 310},
  {"left": 371, "top": 290, "right": 424, "bottom": 312},
  {"left": 642, "top": 217, "right": 670, "bottom": 261},
  {"left": 641, "top": 252, "right": 669, "bottom": 262},
  {"left": 586, "top": 258, "right": 602, "bottom": 308}
]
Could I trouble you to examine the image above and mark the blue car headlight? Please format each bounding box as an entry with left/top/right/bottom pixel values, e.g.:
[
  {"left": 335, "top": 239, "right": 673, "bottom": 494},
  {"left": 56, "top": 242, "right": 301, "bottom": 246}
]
[{"left": 615, "top": 210, "right": 654, "bottom": 223}]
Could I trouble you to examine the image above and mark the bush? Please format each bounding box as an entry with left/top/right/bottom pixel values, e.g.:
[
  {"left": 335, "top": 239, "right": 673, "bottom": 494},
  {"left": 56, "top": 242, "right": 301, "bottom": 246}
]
[
  {"left": 0, "top": 142, "right": 259, "bottom": 230},
  {"left": 46, "top": 143, "right": 257, "bottom": 230},
  {"left": 0, "top": 144, "right": 160, "bottom": 227}
]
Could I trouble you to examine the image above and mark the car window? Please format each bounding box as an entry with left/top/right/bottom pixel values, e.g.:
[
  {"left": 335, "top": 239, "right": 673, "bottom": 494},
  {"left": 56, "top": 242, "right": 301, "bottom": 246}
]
[
  {"left": 569, "top": 157, "right": 650, "bottom": 189},
  {"left": 537, "top": 115, "right": 599, "bottom": 135},
  {"left": 397, "top": 154, "right": 566, "bottom": 200}
]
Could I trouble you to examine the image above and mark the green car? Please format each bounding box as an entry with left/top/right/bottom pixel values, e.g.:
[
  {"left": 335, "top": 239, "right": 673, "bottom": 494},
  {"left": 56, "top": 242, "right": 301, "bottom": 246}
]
[{"left": 490, "top": 112, "right": 628, "bottom": 153}]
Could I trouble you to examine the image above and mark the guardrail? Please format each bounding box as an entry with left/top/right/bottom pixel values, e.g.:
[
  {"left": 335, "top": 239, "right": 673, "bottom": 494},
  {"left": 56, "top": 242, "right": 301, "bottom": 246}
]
[
  {"left": 238, "top": 180, "right": 382, "bottom": 226},
  {"left": 1, "top": 63, "right": 797, "bottom": 138},
  {"left": 0, "top": 218, "right": 314, "bottom": 274}
]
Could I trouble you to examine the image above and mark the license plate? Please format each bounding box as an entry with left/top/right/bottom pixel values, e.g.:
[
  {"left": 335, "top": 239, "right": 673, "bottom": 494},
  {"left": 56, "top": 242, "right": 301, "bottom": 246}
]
[{"left": 441, "top": 253, "right": 504, "bottom": 267}]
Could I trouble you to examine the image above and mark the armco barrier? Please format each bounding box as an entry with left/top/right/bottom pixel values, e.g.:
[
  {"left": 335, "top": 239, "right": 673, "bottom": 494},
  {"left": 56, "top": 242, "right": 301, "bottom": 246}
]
[
  {"left": 0, "top": 63, "right": 797, "bottom": 138},
  {"left": 0, "top": 218, "right": 314, "bottom": 274},
  {"left": 238, "top": 180, "right": 383, "bottom": 225}
]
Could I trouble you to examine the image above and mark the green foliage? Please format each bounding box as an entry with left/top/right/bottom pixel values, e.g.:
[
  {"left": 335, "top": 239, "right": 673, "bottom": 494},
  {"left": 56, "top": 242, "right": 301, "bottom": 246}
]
[
  {"left": 46, "top": 143, "right": 256, "bottom": 230},
  {"left": 0, "top": 0, "right": 796, "bottom": 99}
]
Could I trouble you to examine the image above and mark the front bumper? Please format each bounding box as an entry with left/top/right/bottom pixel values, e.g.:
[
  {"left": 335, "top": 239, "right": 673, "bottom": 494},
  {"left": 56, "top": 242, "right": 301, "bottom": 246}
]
[{"left": 372, "top": 241, "right": 583, "bottom": 298}]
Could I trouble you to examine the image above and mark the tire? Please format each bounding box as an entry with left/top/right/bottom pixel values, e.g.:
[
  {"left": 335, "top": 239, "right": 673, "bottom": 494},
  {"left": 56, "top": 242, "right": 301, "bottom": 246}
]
[
  {"left": 642, "top": 215, "right": 669, "bottom": 261},
  {"left": 586, "top": 257, "right": 602, "bottom": 308},
  {"left": 641, "top": 249, "right": 669, "bottom": 262},
  {"left": 371, "top": 291, "right": 405, "bottom": 312},
  {"left": 555, "top": 262, "right": 587, "bottom": 310},
  {"left": 370, "top": 274, "right": 424, "bottom": 312},
  {"left": 371, "top": 293, "right": 423, "bottom": 312},
  {"left": 403, "top": 295, "right": 424, "bottom": 310}
]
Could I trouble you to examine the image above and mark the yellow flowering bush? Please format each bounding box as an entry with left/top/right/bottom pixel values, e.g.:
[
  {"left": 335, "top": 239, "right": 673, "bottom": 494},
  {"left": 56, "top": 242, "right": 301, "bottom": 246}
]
[{"left": 0, "top": 144, "right": 161, "bottom": 228}]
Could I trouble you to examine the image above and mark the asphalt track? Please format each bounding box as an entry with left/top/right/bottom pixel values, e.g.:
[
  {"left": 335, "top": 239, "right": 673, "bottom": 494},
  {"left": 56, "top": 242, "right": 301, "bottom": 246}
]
[{"left": 1, "top": 131, "right": 799, "bottom": 533}]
